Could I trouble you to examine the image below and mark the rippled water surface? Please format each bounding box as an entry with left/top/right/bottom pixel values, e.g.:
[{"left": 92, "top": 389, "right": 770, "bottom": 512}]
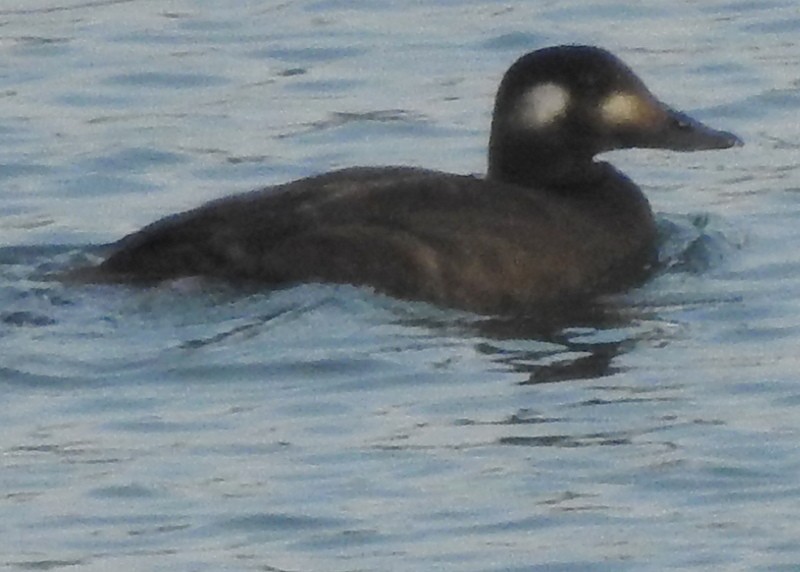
[{"left": 3, "top": 1, "right": 800, "bottom": 571}]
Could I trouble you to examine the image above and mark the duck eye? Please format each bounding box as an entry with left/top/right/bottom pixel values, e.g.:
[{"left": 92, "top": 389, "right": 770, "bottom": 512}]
[{"left": 581, "top": 74, "right": 600, "bottom": 91}]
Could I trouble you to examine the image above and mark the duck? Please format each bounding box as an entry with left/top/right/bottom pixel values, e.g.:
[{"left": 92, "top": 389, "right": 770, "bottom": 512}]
[{"left": 82, "top": 45, "right": 741, "bottom": 314}]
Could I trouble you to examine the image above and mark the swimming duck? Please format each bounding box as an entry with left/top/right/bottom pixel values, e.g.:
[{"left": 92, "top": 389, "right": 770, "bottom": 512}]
[{"left": 86, "top": 45, "right": 741, "bottom": 314}]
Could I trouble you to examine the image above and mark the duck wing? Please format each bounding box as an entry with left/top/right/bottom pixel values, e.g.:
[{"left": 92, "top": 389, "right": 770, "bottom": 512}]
[{"left": 95, "top": 165, "right": 655, "bottom": 311}]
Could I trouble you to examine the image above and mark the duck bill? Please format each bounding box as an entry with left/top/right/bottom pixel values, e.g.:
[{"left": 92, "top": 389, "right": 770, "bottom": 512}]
[{"left": 644, "top": 105, "right": 743, "bottom": 151}]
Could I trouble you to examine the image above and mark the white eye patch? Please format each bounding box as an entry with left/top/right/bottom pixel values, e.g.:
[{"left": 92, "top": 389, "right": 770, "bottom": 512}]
[{"left": 518, "top": 83, "right": 570, "bottom": 128}]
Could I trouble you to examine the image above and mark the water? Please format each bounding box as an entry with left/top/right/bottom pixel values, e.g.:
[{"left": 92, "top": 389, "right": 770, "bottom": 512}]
[{"left": 2, "top": 1, "right": 800, "bottom": 570}]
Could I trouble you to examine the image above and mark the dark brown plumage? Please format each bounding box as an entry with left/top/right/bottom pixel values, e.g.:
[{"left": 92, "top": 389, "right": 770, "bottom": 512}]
[{"left": 83, "top": 46, "right": 741, "bottom": 314}]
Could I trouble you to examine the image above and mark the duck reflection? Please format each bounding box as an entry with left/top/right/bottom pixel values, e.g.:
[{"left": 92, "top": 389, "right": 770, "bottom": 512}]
[{"left": 396, "top": 294, "right": 653, "bottom": 384}]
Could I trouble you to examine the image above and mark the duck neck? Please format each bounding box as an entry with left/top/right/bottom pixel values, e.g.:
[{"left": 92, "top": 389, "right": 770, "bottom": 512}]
[{"left": 487, "top": 132, "right": 599, "bottom": 190}]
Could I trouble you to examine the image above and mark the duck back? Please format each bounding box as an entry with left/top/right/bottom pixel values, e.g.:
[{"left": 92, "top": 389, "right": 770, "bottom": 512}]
[{"left": 96, "top": 165, "right": 657, "bottom": 313}]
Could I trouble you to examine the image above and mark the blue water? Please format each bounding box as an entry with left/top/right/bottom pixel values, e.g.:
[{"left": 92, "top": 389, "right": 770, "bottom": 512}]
[{"left": 3, "top": 1, "right": 800, "bottom": 571}]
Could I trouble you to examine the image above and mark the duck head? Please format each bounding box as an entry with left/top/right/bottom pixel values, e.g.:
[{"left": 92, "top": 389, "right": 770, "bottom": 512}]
[{"left": 487, "top": 45, "right": 742, "bottom": 188}]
